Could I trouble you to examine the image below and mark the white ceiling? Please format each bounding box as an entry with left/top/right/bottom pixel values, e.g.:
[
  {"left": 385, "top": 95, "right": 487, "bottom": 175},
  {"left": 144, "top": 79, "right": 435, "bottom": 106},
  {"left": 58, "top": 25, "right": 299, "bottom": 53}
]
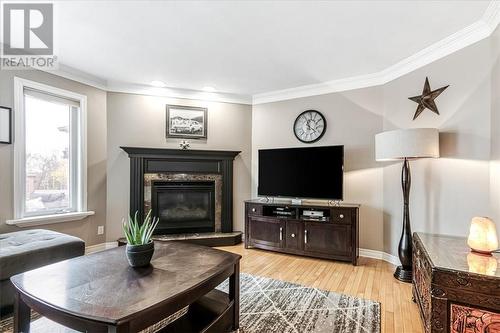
[{"left": 50, "top": 1, "right": 495, "bottom": 100}]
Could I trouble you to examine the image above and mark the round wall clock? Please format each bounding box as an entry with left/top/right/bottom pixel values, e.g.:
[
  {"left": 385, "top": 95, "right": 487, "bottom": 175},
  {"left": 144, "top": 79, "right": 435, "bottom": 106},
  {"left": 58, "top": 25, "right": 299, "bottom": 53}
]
[{"left": 293, "top": 110, "right": 327, "bottom": 143}]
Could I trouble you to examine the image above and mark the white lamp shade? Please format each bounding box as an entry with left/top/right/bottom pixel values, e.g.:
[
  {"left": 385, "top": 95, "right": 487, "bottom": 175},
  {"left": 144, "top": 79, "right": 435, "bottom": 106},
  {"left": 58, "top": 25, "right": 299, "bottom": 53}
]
[{"left": 375, "top": 128, "right": 440, "bottom": 161}]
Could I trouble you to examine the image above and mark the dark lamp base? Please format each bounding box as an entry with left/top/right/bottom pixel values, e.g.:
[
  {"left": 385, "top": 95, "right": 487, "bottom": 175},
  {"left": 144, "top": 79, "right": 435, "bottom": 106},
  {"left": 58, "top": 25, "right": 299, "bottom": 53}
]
[{"left": 394, "top": 266, "right": 412, "bottom": 283}]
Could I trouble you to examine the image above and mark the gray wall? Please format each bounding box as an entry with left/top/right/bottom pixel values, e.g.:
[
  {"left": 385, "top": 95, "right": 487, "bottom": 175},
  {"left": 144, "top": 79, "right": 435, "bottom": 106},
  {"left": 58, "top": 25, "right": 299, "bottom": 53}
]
[
  {"left": 0, "top": 70, "right": 107, "bottom": 246},
  {"left": 252, "top": 87, "right": 385, "bottom": 252},
  {"left": 105, "top": 92, "right": 252, "bottom": 242}
]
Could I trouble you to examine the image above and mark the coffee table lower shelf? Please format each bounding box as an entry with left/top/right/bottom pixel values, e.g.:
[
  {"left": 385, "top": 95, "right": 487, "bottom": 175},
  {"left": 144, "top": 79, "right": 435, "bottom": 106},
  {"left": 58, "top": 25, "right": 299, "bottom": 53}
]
[
  {"left": 26, "top": 290, "right": 233, "bottom": 333},
  {"left": 160, "top": 289, "right": 233, "bottom": 333}
]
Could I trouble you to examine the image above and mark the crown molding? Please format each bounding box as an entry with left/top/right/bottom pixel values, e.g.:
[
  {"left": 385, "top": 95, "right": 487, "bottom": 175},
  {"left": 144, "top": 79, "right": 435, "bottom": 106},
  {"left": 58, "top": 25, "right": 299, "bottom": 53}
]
[
  {"left": 483, "top": 0, "right": 500, "bottom": 31},
  {"left": 39, "top": 64, "right": 108, "bottom": 91},
  {"left": 252, "top": 72, "right": 385, "bottom": 105},
  {"left": 106, "top": 81, "right": 252, "bottom": 105},
  {"left": 38, "top": 66, "right": 252, "bottom": 105},
  {"left": 39, "top": 65, "right": 253, "bottom": 104},
  {"left": 253, "top": 1, "right": 500, "bottom": 105}
]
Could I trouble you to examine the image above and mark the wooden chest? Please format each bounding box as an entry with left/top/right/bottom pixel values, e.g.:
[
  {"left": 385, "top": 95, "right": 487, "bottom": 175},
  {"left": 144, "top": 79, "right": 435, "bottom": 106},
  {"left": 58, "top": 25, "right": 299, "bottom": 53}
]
[{"left": 412, "top": 233, "right": 500, "bottom": 333}]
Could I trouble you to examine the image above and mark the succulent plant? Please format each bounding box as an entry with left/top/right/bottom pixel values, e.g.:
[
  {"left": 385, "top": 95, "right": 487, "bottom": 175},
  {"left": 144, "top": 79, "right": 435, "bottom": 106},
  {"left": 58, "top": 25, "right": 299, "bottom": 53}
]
[{"left": 122, "top": 210, "right": 159, "bottom": 245}]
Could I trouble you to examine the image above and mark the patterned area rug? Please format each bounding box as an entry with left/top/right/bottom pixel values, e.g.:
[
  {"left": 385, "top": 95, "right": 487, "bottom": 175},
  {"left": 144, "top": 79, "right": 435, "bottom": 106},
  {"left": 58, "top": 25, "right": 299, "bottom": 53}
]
[
  {"left": 0, "top": 273, "right": 380, "bottom": 333},
  {"left": 218, "top": 273, "right": 381, "bottom": 333}
]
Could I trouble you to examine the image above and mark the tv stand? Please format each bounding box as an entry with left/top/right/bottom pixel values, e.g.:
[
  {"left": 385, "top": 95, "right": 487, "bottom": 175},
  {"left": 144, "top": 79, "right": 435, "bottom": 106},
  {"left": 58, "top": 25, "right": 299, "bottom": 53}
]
[{"left": 244, "top": 199, "right": 359, "bottom": 265}]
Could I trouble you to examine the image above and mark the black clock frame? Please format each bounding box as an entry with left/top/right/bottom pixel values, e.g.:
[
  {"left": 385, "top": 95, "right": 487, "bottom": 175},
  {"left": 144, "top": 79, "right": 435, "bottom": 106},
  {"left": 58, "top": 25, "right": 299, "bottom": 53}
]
[{"left": 293, "top": 110, "right": 327, "bottom": 143}]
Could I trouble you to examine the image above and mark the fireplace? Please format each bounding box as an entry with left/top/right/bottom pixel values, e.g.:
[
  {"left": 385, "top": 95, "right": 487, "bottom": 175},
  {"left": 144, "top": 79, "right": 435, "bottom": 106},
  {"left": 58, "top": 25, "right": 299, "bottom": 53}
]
[
  {"left": 152, "top": 181, "right": 216, "bottom": 234},
  {"left": 121, "top": 147, "right": 242, "bottom": 246}
]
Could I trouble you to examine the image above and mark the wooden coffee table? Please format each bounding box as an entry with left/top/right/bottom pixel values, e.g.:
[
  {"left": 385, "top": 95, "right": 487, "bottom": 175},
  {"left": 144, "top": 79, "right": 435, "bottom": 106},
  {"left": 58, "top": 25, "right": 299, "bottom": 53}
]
[{"left": 10, "top": 241, "right": 241, "bottom": 333}]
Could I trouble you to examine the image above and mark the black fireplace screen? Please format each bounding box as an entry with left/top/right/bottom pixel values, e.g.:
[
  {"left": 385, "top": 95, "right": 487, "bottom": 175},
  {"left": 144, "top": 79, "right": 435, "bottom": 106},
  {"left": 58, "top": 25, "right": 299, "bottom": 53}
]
[{"left": 151, "top": 181, "right": 215, "bottom": 234}]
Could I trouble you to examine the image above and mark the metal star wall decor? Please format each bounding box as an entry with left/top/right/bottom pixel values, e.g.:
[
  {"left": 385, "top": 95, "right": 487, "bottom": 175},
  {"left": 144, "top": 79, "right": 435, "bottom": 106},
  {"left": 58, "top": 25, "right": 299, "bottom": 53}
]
[{"left": 408, "top": 77, "right": 449, "bottom": 120}]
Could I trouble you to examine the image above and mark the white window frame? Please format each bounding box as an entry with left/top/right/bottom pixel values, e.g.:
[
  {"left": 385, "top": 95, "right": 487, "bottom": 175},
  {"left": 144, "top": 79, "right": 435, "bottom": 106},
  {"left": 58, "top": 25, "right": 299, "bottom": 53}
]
[{"left": 7, "top": 77, "right": 94, "bottom": 227}]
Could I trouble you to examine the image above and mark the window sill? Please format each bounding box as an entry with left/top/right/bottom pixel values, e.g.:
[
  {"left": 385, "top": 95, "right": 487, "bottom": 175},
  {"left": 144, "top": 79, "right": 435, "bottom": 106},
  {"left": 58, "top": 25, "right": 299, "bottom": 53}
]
[{"left": 6, "top": 211, "right": 95, "bottom": 227}]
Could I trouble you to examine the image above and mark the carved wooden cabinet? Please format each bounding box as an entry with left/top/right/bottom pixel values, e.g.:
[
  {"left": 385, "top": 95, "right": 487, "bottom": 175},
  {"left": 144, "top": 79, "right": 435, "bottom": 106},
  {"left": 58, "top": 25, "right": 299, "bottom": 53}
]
[
  {"left": 245, "top": 200, "right": 359, "bottom": 265},
  {"left": 412, "top": 233, "right": 500, "bottom": 333}
]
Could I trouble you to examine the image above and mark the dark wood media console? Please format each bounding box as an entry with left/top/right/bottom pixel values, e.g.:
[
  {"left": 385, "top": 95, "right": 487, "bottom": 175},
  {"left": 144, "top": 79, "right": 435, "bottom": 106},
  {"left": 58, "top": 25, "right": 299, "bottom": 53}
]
[{"left": 244, "top": 199, "right": 359, "bottom": 265}]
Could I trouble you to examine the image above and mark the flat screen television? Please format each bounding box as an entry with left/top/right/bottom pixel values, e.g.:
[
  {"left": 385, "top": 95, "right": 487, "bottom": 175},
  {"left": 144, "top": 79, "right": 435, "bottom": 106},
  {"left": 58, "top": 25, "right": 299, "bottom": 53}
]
[{"left": 258, "top": 145, "right": 344, "bottom": 200}]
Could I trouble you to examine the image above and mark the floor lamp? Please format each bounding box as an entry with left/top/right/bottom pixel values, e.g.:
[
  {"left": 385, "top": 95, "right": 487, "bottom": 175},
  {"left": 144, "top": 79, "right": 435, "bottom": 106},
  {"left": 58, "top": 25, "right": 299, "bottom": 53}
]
[{"left": 375, "top": 128, "right": 440, "bottom": 283}]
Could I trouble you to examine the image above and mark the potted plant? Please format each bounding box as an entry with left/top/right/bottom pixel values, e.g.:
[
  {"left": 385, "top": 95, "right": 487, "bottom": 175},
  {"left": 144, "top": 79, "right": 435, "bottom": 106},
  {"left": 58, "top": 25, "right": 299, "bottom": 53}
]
[{"left": 122, "top": 210, "right": 159, "bottom": 267}]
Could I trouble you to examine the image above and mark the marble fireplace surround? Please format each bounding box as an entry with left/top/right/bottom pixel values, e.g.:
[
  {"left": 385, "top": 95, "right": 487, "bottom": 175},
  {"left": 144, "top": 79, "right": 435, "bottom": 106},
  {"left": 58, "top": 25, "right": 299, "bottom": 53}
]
[{"left": 144, "top": 173, "right": 223, "bottom": 232}]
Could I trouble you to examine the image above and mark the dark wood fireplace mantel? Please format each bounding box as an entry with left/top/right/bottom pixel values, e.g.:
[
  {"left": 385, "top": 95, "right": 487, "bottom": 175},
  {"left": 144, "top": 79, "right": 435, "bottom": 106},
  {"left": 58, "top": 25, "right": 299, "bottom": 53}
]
[
  {"left": 121, "top": 147, "right": 241, "bottom": 233},
  {"left": 121, "top": 147, "right": 241, "bottom": 160}
]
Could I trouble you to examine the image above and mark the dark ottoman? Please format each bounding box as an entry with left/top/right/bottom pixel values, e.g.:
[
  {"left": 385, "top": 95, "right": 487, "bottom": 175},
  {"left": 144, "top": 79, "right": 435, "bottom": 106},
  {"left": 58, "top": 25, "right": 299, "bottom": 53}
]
[{"left": 0, "top": 229, "right": 85, "bottom": 317}]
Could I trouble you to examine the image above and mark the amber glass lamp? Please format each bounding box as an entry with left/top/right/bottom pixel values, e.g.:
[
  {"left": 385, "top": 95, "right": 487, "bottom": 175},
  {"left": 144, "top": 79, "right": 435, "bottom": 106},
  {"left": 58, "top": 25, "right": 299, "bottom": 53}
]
[{"left": 467, "top": 217, "right": 499, "bottom": 255}]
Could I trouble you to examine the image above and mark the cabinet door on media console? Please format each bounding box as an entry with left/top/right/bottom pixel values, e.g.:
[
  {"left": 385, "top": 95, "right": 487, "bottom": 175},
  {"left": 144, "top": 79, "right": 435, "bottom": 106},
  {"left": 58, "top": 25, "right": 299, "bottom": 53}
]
[
  {"left": 303, "top": 222, "right": 352, "bottom": 256},
  {"left": 248, "top": 216, "right": 285, "bottom": 250}
]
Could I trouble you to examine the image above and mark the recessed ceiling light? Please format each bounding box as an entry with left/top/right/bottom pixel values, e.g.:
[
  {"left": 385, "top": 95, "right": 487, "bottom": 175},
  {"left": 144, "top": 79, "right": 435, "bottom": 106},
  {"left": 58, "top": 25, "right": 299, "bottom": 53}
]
[
  {"left": 151, "top": 80, "right": 166, "bottom": 88},
  {"left": 202, "top": 86, "right": 216, "bottom": 92}
]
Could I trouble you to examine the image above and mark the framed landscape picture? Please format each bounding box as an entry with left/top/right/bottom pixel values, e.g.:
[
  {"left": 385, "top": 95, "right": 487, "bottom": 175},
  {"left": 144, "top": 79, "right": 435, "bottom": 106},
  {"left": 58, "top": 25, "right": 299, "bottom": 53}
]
[
  {"left": 0, "top": 106, "right": 12, "bottom": 144},
  {"left": 166, "top": 105, "right": 207, "bottom": 139}
]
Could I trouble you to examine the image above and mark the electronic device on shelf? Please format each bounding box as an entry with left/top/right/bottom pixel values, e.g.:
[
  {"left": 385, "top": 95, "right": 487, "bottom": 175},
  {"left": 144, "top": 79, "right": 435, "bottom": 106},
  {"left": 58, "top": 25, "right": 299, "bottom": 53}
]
[
  {"left": 301, "top": 216, "right": 329, "bottom": 222},
  {"left": 272, "top": 206, "right": 295, "bottom": 217},
  {"left": 302, "top": 210, "right": 324, "bottom": 218},
  {"left": 273, "top": 210, "right": 293, "bottom": 216}
]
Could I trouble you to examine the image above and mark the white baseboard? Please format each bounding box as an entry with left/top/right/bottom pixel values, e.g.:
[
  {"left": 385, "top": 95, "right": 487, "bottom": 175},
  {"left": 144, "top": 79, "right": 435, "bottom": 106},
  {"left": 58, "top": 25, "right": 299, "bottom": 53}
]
[
  {"left": 359, "top": 248, "right": 400, "bottom": 266},
  {"left": 85, "top": 241, "right": 118, "bottom": 254}
]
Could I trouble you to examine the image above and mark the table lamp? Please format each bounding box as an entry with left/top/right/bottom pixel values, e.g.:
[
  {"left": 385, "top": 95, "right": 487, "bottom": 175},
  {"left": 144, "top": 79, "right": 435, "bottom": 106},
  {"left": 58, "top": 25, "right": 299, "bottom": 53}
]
[
  {"left": 375, "top": 128, "right": 440, "bottom": 282},
  {"left": 468, "top": 217, "right": 498, "bottom": 255}
]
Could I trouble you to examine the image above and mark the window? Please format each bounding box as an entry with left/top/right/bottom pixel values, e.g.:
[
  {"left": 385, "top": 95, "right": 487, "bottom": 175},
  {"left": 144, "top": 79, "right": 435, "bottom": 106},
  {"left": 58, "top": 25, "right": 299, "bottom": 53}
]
[{"left": 8, "top": 78, "right": 93, "bottom": 225}]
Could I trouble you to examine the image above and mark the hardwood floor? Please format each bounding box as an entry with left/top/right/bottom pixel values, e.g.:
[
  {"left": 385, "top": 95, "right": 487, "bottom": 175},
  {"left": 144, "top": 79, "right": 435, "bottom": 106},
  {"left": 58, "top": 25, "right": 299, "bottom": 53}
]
[{"left": 218, "top": 244, "right": 424, "bottom": 333}]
